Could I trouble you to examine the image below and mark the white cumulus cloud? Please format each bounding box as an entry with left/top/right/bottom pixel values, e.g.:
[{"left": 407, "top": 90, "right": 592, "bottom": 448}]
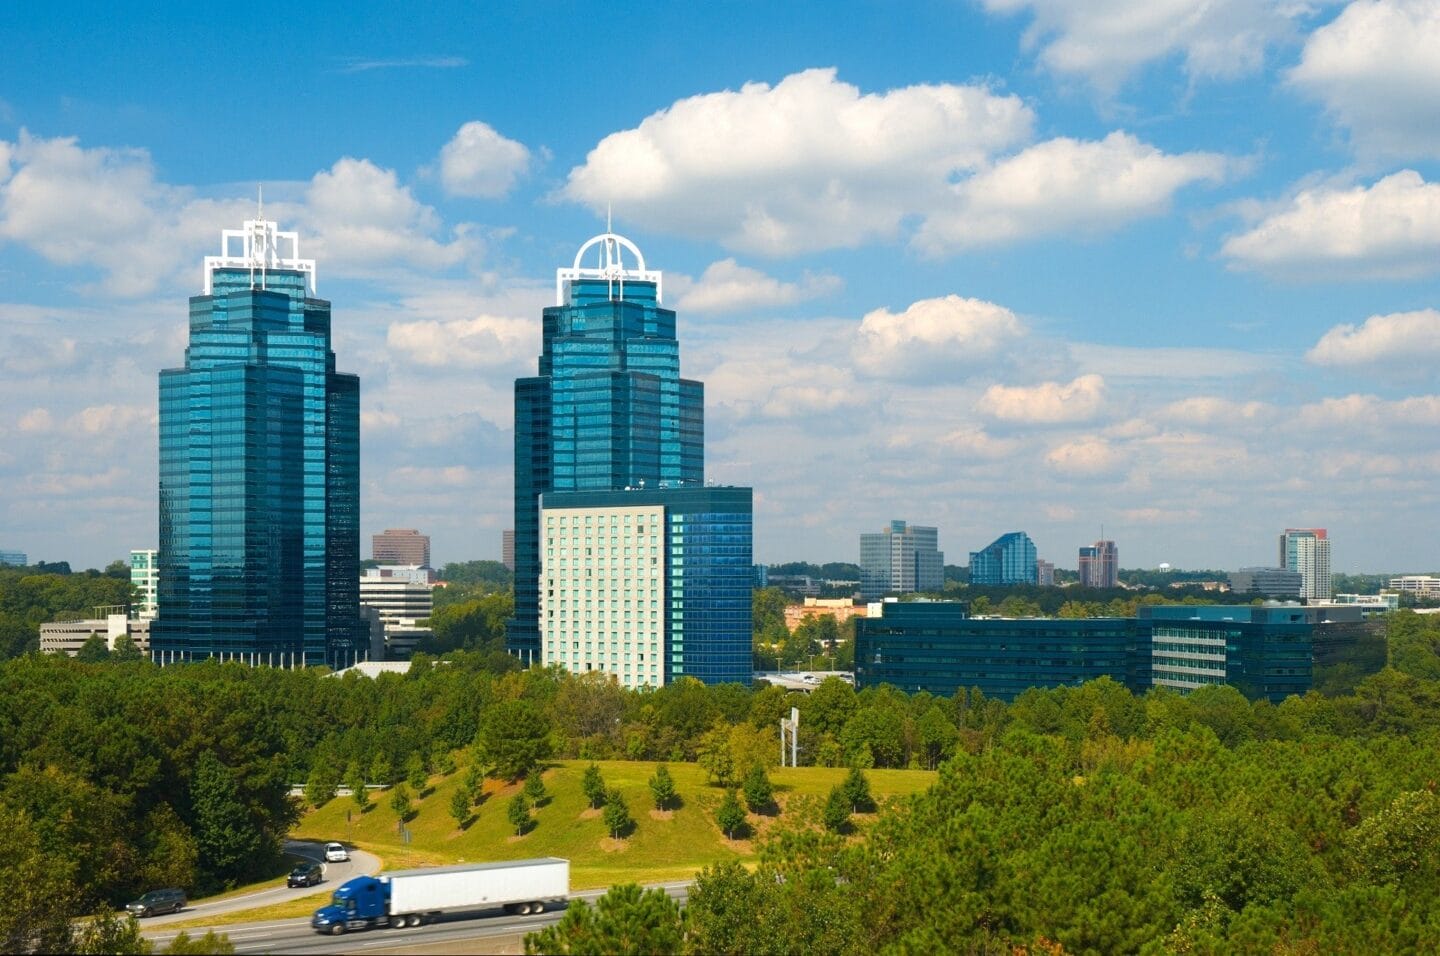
[
  {"left": 563, "top": 68, "right": 1033, "bottom": 256},
  {"left": 385, "top": 314, "right": 535, "bottom": 369},
  {"left": 1221, "top": 171, "right": 1440, "bottom": 279},
  {"left": 982, "top": 0, "right": 1309, "bottom": 91},
  {"left": 1290, "top": 0, "right": 1440, "bottom": 160},
  {"left": 437, "top": 121, "right": 531, "bottom": 198},
  {"left": 674, "top": 259, "right": 841, "bottom": 314},
  {"left": 978, "top": 374, "right": 1107, "bottom": 424},
  {"left": 1045, "top": 436, "right": 1124, "bottom": 476},
  {"left": 1308, "top": 308, "right": 1440, "bottom": 366},
  {"left": 303, "top": 158, "right": 473, "bottom": 272},
  {"left": 852, "top": 295, "right": 1026, "bottom": 381},
  {"left": 0, "top": 132, "right": 481, "bottom": 295},
  {"left": 916, "top": 131, "right": 1228, "bottom": 254}
]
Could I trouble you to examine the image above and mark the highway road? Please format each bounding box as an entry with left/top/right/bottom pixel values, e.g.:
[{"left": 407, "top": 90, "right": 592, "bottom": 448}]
[
  {"left": 140, "top": 840, "right": 382, "bottom": 928},
  {"left": 142, "top": 881, "right": 692, "bottom": 955}
]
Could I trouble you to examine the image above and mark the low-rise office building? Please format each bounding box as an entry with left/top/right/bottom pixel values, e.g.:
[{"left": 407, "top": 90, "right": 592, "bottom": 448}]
[
  {"left": 0, "top": 550, "right": 26, "bottom": 567},
  {"left": 41, "top": 610, "right": 151, "bottom": 656},
  {"left": 855, "top": 600, "right": 1142, "bottom": 700},
  {"left": 855, "top": 600, "right": 1382, "bottom": 703},
  {"left": 1229, "top": 567, "right": 1303, "bottom": 598},
  {"left": 1389, "top": 575, "right": 1440, "bottom": 600}
]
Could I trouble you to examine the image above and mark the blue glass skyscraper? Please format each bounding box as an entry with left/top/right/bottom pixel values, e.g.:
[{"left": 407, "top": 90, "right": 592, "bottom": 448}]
[
  {"left": 153, "top": 217, "right": 365, "bottom": 668},
  {"left": 508, "top": 233, "right": 709, "bottom": 665},
  {"left": 969, "top": 531, "right": 1038, "bottom": 586}
]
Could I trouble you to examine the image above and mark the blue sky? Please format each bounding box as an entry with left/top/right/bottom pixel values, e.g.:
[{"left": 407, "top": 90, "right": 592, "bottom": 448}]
[{"left": 3, "top": 0, "right": 1440, "bottom": 572}]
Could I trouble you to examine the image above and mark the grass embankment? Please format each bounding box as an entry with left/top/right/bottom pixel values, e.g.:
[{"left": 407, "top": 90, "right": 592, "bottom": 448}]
[{"left": 295, "top": 759, "right": 934, "bottom": 889}]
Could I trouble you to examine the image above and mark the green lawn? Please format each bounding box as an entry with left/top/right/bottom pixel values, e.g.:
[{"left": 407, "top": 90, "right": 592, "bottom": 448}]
[{"left": 294, "top": 760, "right": 934, "bottom": 889}]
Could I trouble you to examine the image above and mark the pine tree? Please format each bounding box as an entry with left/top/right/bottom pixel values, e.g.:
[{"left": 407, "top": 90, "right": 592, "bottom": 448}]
[
  {"left": 346, "top": 763, "right": 370, "bottom": 811},
  {"left": 602, "top": 789, "right": 633, "bottom": 839},
  {"left": 523, "top": 771, "right": 547, "bottom": 805},
  {"left": 507, "top": 793, "right": 532, "bottom": 836},
  {"left": 741, "top": 764, "right": 774, "bottom": 814},
  {"left": 716, "top": 789, "right": 747, "bottom": 840},
  {"left": 649, "top": 763, "right": 677, "bottom": 810},
  {"left": 582, "top": 763, "right": 606, "bottom": 809},
  {"left": 823, "top": 784, "right": 850, "bottom": 833},
  {"left": 449, "top": 786, "right": 472, "bottom": 828},
  {"left": 841, "top": 766, "right": 873, "bottom": 814}
]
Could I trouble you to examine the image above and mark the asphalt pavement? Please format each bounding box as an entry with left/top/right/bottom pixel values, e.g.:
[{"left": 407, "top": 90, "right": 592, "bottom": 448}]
[
  {"left": 139, "top": 839, "right": 382, "bottom": 928},
  {"left": 141, "top": 880, "right": 693, "bottom": 955}
]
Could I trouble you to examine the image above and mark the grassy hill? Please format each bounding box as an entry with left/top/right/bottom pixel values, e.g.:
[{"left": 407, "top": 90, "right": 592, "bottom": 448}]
[{"left": 294, "top": 759, "right": 935, "bottom": 889}]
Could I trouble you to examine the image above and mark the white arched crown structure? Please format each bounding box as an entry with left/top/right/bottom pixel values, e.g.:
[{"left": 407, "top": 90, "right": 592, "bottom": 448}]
[
  {"left": 203, "top": 217, "right": 317, "bottom": 296},
  {"left": 555, "top": 232, "right": 662, "bottom": 305}
]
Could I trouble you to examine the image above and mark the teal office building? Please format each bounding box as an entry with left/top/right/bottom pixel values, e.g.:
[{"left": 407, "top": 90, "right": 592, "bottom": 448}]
[
  {"left": 507, "top": 233, "right": 750, "bottom": 684},
  {"left": 153, "top": 218, "right": 366, "bottom": 668},
  {"left": 855, "top": 600, "right": 1380, "bottom": 702}
]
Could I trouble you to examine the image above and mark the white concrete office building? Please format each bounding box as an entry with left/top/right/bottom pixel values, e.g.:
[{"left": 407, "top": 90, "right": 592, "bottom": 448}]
[
  {"left": 41, "top": 611, "right": 150, "bottom": 656},
  {"left": 540, "top": 503, "right": 666, "bottom": 689}
]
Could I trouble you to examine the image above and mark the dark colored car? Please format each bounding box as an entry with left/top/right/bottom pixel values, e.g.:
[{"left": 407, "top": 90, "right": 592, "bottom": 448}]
[
  {"left": 288, "top": 861, "right": 324, "bottom": 888},
  {"left": 126, "top": 888, "right": 186, "bottom": 917}
]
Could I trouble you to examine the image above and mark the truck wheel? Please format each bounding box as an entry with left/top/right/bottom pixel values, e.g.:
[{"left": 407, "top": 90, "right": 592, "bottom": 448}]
[
  {"left": 408, "top": 914, "right": 423, "bottom": 927},
  {"left": 531, "top": 901, "right": 545, "bottom": 913},
  {"left": 330, "top": 924, "right": 346, "bottom": 936},
  {"left": 390, "top": 917, "right": 405, "bottom": 928}
]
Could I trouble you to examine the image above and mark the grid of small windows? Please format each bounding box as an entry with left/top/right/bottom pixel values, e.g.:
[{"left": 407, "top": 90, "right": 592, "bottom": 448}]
[{"left": 540, "top": 505, "right": 665, "bottom": 688}]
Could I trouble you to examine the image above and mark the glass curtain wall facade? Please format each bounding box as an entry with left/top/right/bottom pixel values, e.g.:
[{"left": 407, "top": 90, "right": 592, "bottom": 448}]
[
  {"left": 969, "top": 531, "right": 1038, "bottom": 586},
  {"left": 153, "top": 219, "right": 364, "bottom": 668},
  {"left": 855, "top": 601, "right": 1143, "bottom": 700},
  {"left": 509, "top": 236, "right": 703, "bottom": 663}
]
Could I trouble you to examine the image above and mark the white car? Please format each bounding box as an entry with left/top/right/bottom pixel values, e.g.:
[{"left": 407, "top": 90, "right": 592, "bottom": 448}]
[{"left": 324, "top": 842, "right": 349, "bottom": 863}]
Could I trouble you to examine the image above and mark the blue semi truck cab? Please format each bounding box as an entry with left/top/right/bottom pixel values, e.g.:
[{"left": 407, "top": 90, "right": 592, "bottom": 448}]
[{"left": 311, "top": 876, "right": 394, "bottom": 933}]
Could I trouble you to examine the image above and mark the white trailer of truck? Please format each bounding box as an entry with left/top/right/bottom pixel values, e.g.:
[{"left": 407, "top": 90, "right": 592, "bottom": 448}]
[{"left": 390, "top": 857, "right": 569, "bottom": 918}]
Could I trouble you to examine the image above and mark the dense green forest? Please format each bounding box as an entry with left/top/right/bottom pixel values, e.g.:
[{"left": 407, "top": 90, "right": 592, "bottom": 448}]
[
  {"left": 5, "top": 611, "right": 1440, "bottom": 950},
  {"left": 530, "top": 612, "right": 1440, "bottom": 953},
  {"left": 0, "top": 564, "right": 136, "bottom": 659}
]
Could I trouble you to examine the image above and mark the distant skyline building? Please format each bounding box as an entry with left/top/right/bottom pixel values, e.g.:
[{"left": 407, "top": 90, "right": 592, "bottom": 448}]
[
  {"left": 372, "top": 529, "right": 430, "bottom": 568},
  {"left": 1229, "top": 566, "right": 1303, "bottom": 598},
  {"left": 1280, "top": 528, "right": 1332, "bottom": 601},
  {"left": 1078, "top": 539, "right": 1119, "bottom": 588},
  {"left": 859, "top": 520, "right": 943, "bottom": 600},
  {"left": 130, "top": 549, "right": 158, "bottom": 620},
  {"left": 970, "top": 532, "right": 1038, "bottom": 586},
  {"left": 0, "top": 550, "right": 26, "bottom": 567},
  {"left": 359, "top": 565, "right": 433, "bottom": 660},
  {"left": 502, "top": 529, "right": 515, "bottom": 571},
  {"left": 152, "top": 216, "right": 365, "bottom": 668},
  {"left": 507, "top": 231, "right": 749, "bottom": 684},
  {"left": 1390, "top": 575, "right": 1440, "bottom": 600},
  {"left": 1036, "top": 559, "right": 1055, "bottom": 587}
]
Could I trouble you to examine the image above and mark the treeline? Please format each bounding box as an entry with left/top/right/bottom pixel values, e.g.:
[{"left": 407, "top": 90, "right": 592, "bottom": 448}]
[
  {"left": 9, "top": 611, "right": 1440, "bottom": 930},
  {"left": 0, "top": 565, "right": 135, "bottom": 659},
  {"left": 530, "top": 611, "right": 1440, "bottom": 953},
  {"left": 535, "top": 723, "right": 1440, "bottom": 953}
]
